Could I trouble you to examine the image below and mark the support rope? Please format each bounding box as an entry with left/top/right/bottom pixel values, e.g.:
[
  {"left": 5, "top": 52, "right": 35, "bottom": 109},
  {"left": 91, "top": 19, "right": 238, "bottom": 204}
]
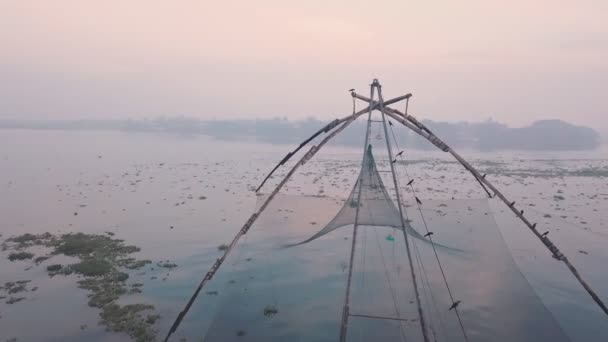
[{"left": 388, "top": 123, "right": 470, "bottom": 342}]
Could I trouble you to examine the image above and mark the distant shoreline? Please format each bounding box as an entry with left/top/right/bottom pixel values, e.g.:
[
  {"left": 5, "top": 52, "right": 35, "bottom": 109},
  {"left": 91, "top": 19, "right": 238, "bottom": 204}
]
[{"left": 0, "top": 117, "right": 601, "bottom": 151}]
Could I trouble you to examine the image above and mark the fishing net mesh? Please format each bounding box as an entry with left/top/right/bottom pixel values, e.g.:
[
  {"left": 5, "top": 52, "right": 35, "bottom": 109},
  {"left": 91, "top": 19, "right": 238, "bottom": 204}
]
[{"left": 175, "top": 120, "right": 573, "bottom": 341}]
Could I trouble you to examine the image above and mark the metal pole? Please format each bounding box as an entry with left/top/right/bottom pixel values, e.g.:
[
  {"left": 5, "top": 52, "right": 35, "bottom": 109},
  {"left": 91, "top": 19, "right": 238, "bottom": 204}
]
[
  {"left": 339, "top": 81, "right": 376, "bottom": 342},
  {"left": 377, "top": 81, "right": 430, "bottom": 342}
]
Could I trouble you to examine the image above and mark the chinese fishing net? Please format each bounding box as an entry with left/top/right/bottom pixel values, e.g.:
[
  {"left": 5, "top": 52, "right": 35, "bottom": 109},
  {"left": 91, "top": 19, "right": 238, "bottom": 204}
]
[{"left": 172, "top": 119, "right": 583, "bottom": 342}]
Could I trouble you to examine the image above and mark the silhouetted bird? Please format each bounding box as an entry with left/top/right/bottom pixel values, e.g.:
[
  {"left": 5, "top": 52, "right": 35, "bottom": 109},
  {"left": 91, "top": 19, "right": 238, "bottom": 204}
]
[{"left": 449, "top": 301, "right": 461, "bottom": 311}]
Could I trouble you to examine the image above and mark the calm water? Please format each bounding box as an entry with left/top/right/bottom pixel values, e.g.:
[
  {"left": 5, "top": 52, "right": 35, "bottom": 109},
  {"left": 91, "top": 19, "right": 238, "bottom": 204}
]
[{"left": 1, "top": 129, "right": 607, "bottom": 341}]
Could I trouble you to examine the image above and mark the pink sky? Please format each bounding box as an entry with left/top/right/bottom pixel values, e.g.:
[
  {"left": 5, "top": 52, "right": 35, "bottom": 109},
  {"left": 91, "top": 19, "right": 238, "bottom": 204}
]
[{"left": 1, "top": 0, "right": 606, "bottom": 130}]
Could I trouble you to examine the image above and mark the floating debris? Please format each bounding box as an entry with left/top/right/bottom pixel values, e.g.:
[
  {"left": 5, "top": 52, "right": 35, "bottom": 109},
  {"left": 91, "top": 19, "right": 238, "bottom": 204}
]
[
  {"left": 46, "top": 264, "right": 62, "bottom": 272},
  {"left": 263, "top": 305, "right": 278, "bottom": 317},
  {"left": 157, "top": 261, "right": 177, "bottom": 269},
  {"left": 217, "top": 244, "right": 228, "bottom": 251}
]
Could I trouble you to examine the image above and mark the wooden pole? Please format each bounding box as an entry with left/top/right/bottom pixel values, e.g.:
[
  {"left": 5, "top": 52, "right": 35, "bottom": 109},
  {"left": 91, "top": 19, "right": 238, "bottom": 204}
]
[
  {"left": 339, "top": 82, "right": 376, "bottom": 342},
  {"left": 377, "top": 80, "right": 430, "bottom": 342},
  {"left": 164, "top": 111, "right": 361, "bottom": 342}
]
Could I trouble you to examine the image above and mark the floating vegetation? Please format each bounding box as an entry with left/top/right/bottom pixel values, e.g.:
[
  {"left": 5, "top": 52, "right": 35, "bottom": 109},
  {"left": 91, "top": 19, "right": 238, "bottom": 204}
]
[
  {"left": 1, "top": 280, "right": 32, "bottom": 295},
  {"left": 2, "top": 232, "right": 159, "bottom": 342},
  {"left": 480, "top": 166, "right": 608, "bottom": 179},
  {"left": 8, "top": 251, "right": 34, "bottom": 261},
  {"left": 46, "top": 264, "right": 63, "bottom": 272},
  {"left": 157, "top": 261, "right": 177, "bottom": 269},
  {"left": 5, "top": 297, "right": 26, "bottom": 304},
  {"left": 100, "top": 303, "right": 157, "bottom": 342},
  {"left": 217, "top": 244, "right": 228, "bottom": 251},
  {"left": 34, "top": 256, "right": 50, "bottom": 264},
  {"left": 263, "top": 305, "right": 278, "bottom": 317}
]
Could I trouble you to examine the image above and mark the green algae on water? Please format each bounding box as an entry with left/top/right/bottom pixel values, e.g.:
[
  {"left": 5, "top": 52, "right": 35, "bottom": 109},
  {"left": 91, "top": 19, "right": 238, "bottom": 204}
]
[
  {"left": 2, "top": 232, "right": 160, "bottom": 342},
  {"left": 8, "top": 251, "right": 34, "bottom": 261}
]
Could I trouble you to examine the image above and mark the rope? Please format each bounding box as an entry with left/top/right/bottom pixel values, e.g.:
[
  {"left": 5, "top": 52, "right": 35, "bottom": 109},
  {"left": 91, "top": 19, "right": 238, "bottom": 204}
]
[
  {"left": 388, "top": 123, "right": 470, "bottom": 342},
  {"left": 390, "top": 157, "right": 443, "bottom": 342},
  {"left": 412, "top": 237, "right": 445, "bottom": 342},
  {"left": 393, "top": 167, "right": 443, "bottom": 342}
]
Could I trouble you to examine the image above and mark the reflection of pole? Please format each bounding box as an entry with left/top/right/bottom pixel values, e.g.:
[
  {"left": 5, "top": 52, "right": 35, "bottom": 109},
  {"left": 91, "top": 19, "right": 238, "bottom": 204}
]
[
  {"left": 164, "top": 113, "right": 360, "bottom": 342},
  {"left": 353, "top": 91, "right": 608, "bottom": 318},
  {"left": 377, "top": 81, "right": 430, "bottom": 342},
  {"left": 339, "top": 82, "right": 375, "bottom": 342}
]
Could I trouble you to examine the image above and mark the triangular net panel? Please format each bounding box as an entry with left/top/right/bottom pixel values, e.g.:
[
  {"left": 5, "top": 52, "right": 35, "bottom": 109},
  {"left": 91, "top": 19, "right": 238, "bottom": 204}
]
[{"left": 285, "top": 144, "right": 426, "bottom": 247}]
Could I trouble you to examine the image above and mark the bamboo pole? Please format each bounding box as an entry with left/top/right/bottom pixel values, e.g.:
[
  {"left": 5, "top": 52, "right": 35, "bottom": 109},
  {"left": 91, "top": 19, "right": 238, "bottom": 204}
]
[
  {"left": 164, "top": 111, "right": 362, "bottom": 342},
  {"left": 339, "top": 83, "right": 375, "bottom": 342},
  {"left": 377, "top": 81, "right": 430, "bottom": 342}
]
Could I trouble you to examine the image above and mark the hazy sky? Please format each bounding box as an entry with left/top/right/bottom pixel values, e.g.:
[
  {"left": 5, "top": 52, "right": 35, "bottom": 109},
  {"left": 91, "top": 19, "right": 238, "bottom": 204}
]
[{"left": 1, "top": 0, "right": 606, "bottom": 129}]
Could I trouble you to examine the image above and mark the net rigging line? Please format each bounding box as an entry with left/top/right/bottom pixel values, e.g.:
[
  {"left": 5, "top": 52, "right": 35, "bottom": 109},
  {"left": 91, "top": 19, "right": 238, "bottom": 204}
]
[
  {"left": 383, "top": 145, "right": 444, "bottom": 342},
  {"left": 411, "top": 231, "right": 445, "bottom": 342},
  {"left": 388, "top": 121, "right": 470, "bottom": 342},
  {"left": 372, "top": 226, "right": 408, "bottom": 342},
  {"left": 399, "top": 190, "right": 445, "bottom": 342},
  {"left": 374, "top": 126, "right": 442, "bottom": 342}
]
